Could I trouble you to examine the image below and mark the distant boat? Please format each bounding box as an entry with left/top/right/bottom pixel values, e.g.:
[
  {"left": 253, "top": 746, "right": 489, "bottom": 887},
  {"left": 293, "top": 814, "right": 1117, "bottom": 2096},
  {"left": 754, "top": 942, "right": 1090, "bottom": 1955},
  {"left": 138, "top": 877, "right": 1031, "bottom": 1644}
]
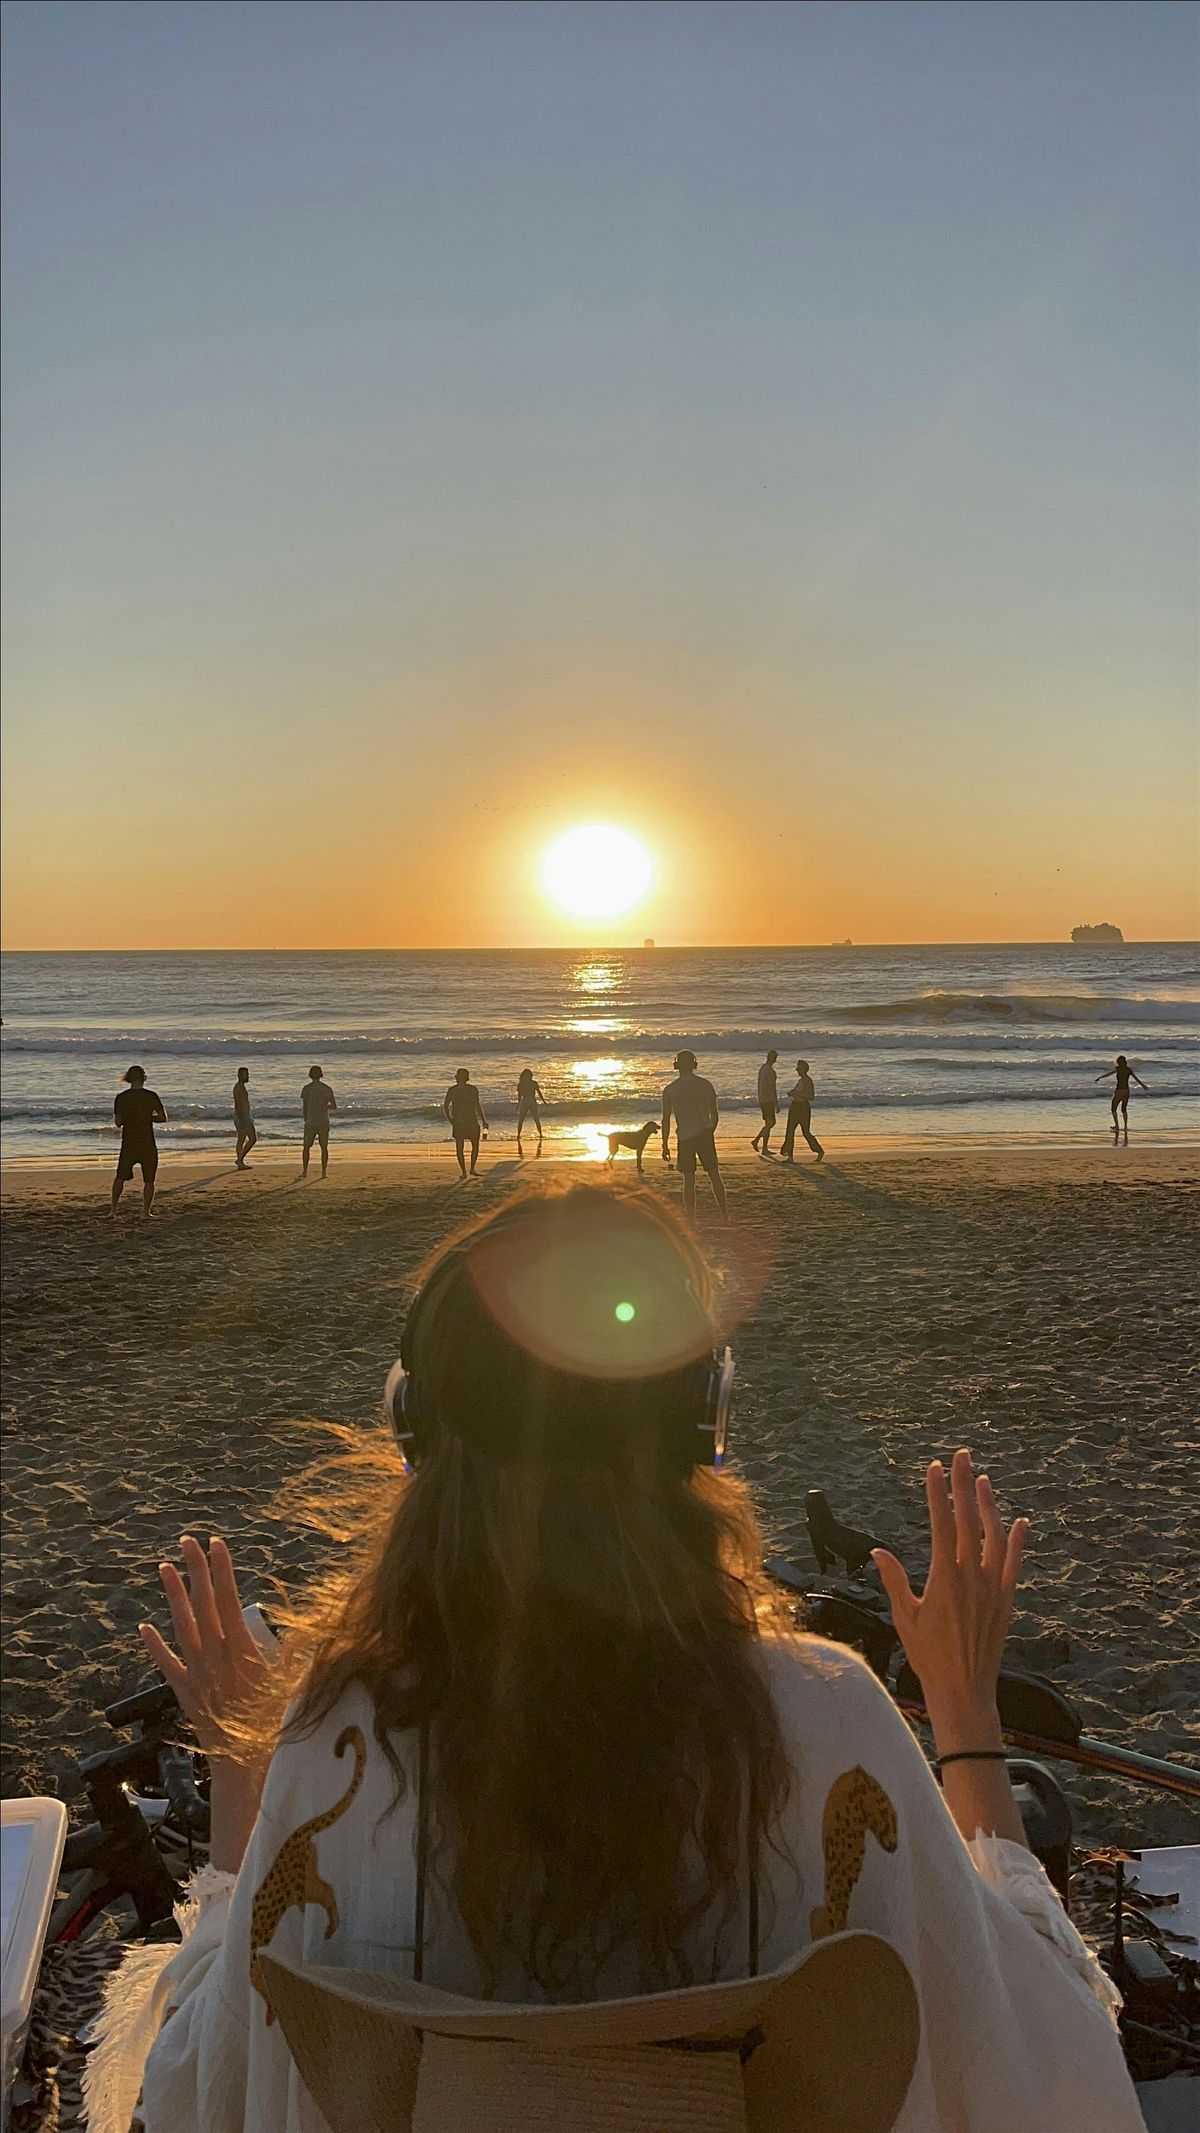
[
  {"left": 643, "top": 938, "right": 655, "bottom": 950},
  {"left": 1071, "top": 923, "right": 1124, "bottom": 944},
  {"left": 830, "top": 939, "right": 853, "bottom": 947}
]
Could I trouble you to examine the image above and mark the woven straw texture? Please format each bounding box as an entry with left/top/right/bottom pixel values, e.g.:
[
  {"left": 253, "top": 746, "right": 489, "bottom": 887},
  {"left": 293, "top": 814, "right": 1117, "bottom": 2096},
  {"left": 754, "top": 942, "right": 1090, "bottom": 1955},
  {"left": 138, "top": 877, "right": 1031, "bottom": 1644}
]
[{"left": 257, "top": 1928, "right": 919, "bottom": 2133}]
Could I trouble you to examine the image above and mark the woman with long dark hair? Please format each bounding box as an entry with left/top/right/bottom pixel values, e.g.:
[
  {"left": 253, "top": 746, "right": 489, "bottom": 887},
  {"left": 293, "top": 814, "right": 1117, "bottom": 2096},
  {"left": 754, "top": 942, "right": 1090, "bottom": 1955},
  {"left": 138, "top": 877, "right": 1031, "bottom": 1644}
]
[{"left": 89, "top": 1184, "right": 1140, "bottom": 2132}]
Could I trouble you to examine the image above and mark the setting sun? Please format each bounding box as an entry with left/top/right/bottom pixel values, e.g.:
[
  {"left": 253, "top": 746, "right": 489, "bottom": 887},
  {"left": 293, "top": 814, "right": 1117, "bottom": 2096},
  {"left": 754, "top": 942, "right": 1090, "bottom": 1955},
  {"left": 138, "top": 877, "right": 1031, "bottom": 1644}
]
[{"left": 541, "top": 825, "right": 654, "bottom": 921}]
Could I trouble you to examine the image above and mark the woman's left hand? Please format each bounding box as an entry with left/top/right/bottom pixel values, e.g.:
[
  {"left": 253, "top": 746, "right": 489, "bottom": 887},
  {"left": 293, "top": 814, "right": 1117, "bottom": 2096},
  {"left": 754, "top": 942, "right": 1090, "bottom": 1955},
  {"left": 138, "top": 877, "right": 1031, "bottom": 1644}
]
[{"left": 871, "top": 1450, "right": 1026, "bottom": 1747}]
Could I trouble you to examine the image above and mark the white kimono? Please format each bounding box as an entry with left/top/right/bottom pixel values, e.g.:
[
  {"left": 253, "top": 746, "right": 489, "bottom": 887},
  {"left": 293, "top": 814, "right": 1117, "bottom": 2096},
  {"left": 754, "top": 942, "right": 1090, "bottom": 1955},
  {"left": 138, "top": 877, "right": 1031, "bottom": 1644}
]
[{"left": 85, "top": 1642, "right": 1144, "bottom": 2133}]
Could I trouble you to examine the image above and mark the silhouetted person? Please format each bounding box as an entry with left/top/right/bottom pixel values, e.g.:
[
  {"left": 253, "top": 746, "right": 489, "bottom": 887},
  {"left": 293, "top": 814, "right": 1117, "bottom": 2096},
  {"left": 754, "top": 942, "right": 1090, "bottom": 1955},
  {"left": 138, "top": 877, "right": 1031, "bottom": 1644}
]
[
  {"left": 661, "top": 1050, "right": 727, "bottom": 1219},
  {"left": 445, "top": 1067, "right": 488, "bottom": 1177},
  {"left": 112, "top": 1065, "right": 167, "bottom": 1219},
  {"left": 781, "top": 1058, "right": 824, "bottom": 1162},
  {"left": 301, "top": 1065, "right": 336, "bottom": 1177},
  {"left": 1096, "top": 1053, "right": 1147, "bottom": 1142},
  {"left": 752, "top": 1048, "right": 779, "bottom": 1155},
  {"left": 516, "top": 1068, "right": 546, "bottom": 1151},
  {"left": 234, "top": 1068, "right": 257, "bottom": 1169}
]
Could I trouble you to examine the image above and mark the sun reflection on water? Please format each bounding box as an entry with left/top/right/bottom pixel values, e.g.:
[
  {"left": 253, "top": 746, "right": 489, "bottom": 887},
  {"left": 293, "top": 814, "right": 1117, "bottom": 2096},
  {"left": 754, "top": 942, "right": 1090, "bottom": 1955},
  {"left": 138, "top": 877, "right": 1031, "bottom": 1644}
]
[
  {"left": 570, "top": 1057, "right": 626, "bottom": 1088},
  {"left": 573, "top": 961, "right": 622, "bottom": 996},
  {"left": 569, "top": 1121, "right": 622, "bottom": 1162}
]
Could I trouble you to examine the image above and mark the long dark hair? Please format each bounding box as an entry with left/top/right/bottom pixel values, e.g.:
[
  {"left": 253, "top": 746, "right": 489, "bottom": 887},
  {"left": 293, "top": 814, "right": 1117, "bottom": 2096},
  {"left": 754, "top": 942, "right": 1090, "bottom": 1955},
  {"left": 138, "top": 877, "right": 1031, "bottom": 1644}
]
[{"left": 248, "top": 1183, "right": 797, "bottom": 1996}]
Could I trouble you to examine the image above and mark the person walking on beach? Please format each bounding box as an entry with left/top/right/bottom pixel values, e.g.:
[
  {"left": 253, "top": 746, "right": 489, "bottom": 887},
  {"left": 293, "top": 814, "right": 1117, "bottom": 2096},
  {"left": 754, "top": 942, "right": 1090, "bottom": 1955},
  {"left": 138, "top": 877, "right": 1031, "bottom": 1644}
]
[
  {"left": 233, "top": 1068, "right": 257, "bottom": 1170},
  {"left": 752, "top": 1048, "right": 779, "bottom": 1155},
  {"left": 1096, "top": 1054, "right": 1147, "bottom": 1143},
  {"left": 445, "top": 1067, "right": 489, "bottom": 1177},
  {"left": 112, "top": 1065, "right": 167, "bottom": 1220},
  {"left": 516, "top": 1067, "right": 546, "bottom": 1152},
  {"left": 661, "top": 1050, "right": 727, "bottom": 1219},
  {"left": 301, "top": 1066, "right": 336, "bottom": 1178},
  {"left": 780, "top": 1058, "right": 824, "bottom": 1163}
]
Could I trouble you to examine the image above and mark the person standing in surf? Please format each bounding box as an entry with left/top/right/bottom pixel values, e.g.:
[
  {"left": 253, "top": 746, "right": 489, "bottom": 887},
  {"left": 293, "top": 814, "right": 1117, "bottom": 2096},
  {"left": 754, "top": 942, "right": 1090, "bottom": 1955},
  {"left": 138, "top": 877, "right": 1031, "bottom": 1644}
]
[
  {"left": 661, "top": 1050, "right": 727, "bottom": 1220},
  {"left": 233, "top": 1068, "right": 257, "bottom": 1170},
  {"left": 112, "top": 1065, "right": 168, "bottom": 1220},
  {"left": 780, "top": 1058, "right": 824, "bottom": 1163},
  {"left": 444, "top": 1067, "right": 489, "bottom": 1177},
  {"left": 1095, "top": 1054, "right": 1147, "bottom": 1143},
  {"left": 301, "top": 1066, "right": 337, "bottom": 1178},
  {"left": 752, "top": 1049, "right": 779, "bottom": 1155},
  {"left": 516, "top": 1067, "right": 547, "bottom": 1152}
]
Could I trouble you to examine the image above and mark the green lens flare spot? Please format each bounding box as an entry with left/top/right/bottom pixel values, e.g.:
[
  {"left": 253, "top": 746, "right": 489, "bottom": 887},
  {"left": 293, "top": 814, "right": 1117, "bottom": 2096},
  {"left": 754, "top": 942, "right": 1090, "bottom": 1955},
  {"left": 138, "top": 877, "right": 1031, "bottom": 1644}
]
[{"left": 614, "top": 1301, "right": 636, "bottom": 1324}]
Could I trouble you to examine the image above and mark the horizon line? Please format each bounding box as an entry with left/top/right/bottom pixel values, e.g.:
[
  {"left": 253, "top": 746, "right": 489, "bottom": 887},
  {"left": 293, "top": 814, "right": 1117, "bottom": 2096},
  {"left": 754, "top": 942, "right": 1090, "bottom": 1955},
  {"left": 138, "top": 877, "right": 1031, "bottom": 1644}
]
[{"left": 2, "top": 938, "right": 1196, "bottom": 956}]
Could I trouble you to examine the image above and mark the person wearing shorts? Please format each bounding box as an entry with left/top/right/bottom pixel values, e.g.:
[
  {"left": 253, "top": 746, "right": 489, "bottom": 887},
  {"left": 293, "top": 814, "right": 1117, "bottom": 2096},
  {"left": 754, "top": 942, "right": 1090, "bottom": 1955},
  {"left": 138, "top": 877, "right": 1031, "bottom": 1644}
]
[
  {"left": 752, "top": 1049, "right": 779, "bottom": 1154},
  {"left": 661, "top": 1050, "right": 727, "bottom": 1219},
  {"left": 780, "top": 1059, "right": 824, "bottom": 1162},
  {"left": 112, "top": 1065, "right": 167, "bottom": 1219},
  {"left": 301, "top": 1066, "right": 337, "bottom": 1177},
  {"left": 445, "top": 1068, "right": 489, "bottom": 1177}
]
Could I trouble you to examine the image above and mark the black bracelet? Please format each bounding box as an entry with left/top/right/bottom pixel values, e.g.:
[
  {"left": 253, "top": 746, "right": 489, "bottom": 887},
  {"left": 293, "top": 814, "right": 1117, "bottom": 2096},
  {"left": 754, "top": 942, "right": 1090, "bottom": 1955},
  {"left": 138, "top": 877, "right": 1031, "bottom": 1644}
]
[{"left": 934, "top": 1749, "right": 1009, "bottom": 1780}]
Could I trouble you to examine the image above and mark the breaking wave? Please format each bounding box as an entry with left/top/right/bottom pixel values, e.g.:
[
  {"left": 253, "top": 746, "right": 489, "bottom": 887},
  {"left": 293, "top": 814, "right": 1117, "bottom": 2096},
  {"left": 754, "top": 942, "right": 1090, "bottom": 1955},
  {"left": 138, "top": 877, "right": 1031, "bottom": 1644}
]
[{"left": 834, "top": 991, "right": 1199, "bottom": 1027}]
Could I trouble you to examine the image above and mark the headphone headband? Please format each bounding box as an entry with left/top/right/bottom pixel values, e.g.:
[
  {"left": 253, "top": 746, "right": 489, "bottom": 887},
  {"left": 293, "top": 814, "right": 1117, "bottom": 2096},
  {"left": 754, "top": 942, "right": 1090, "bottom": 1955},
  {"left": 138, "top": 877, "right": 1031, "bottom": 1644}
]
[{"left": 384, "top": 1344, "right": 734, "bottom": 1475}]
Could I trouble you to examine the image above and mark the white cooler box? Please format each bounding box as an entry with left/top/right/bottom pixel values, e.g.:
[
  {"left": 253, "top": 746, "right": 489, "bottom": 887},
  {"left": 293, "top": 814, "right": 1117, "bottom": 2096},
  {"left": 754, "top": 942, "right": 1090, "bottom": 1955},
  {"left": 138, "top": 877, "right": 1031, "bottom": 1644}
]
[{"left": 1, "top": 1799, "right": 67, "bottom": 2130}]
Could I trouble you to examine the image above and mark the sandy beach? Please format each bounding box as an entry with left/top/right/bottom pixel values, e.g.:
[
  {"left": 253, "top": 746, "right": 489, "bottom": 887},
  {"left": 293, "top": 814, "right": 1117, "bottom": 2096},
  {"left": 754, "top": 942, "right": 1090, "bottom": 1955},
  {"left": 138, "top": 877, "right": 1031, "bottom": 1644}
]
[{"left": 3, "top": 1140, "right": 1197, "bottom": 1848}]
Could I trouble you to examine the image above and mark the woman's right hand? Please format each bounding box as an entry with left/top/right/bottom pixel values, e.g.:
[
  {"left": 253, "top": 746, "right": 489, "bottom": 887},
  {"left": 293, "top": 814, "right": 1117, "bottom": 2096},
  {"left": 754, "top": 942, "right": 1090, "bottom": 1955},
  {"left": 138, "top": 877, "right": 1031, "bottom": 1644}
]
[
  {"left": 139, "top": 1536, "right": 272, "bottom": 1870},
  {"left": 139, "top": 1535, "right": 270, "bottom": 1759},
  {"left": 872, "top": 1449, "right": 1028, "bottom": 1751}
]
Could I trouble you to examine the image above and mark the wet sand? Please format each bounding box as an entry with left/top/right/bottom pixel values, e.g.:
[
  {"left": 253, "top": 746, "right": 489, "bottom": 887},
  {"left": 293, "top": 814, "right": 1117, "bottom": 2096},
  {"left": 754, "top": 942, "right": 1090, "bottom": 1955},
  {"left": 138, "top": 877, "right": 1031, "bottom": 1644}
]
[{"left": 2, "top": 1141, "right": 1197, "bottom": 1846}]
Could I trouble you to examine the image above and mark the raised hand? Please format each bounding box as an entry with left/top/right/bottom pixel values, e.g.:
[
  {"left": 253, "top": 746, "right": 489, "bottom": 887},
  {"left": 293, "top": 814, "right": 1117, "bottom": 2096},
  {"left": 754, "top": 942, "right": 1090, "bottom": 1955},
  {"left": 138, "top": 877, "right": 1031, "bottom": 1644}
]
[
  {"left": 139, "top": 1535, "right": 269, "bottom": 1760},
  {"left": 871, "top": 1450, "right": 1028, "bottom": 1750}
]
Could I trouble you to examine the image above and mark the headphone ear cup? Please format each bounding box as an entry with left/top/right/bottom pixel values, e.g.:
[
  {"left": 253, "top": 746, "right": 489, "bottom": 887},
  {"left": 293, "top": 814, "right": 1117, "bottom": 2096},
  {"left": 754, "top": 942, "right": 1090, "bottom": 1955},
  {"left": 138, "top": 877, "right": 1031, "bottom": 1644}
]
[
  {"left": 709, "top": 1346, "right": 735, "bottom": 1469},
  {"left": 662, "top": 1354, "right": 729, "bottom": 1475},
  {"left": 384, "top": 1357, "right": 422, "bottom": 1467}
]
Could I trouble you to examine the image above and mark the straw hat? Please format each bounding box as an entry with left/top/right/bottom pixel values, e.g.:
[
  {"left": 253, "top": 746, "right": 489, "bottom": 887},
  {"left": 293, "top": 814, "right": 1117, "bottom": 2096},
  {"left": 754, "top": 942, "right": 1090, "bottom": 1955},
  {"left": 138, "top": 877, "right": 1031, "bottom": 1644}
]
[{"left": 258, "top": 1928, "right": 919, "bottom": 2133}]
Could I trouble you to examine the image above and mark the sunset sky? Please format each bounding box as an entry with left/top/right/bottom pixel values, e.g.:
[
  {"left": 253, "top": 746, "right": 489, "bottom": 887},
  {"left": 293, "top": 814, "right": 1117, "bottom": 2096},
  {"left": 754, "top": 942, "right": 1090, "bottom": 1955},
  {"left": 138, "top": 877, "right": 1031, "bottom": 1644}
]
[{"left": 2, "top": 0, "right": 1197, "bottom": 949}]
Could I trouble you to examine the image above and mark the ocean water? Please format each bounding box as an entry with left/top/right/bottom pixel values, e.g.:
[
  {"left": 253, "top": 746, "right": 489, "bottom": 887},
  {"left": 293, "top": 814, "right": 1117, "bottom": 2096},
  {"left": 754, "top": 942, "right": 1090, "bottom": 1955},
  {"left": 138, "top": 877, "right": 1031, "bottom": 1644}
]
[{"left": 1, "top": 944, "right": 1196, "bottom": 1160}]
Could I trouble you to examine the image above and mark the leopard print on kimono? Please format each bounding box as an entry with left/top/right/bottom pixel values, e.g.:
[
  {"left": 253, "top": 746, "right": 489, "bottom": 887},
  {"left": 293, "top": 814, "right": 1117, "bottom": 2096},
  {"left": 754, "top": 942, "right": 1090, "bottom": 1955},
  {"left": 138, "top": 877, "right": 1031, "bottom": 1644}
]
[
  {"left": 810, "top": 1765, "right": 899, "bottom": 1939},
  {"left": 249, "top": 1725, "right": 366, "bottom": 2019}
]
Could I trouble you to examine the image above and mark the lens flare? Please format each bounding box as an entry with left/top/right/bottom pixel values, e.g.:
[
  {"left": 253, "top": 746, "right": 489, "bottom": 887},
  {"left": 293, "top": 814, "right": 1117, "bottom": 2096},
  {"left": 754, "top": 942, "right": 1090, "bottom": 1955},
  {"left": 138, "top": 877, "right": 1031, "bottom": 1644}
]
[{"left": 469, "top": 1202, "right": 712, "bottom": 1379}]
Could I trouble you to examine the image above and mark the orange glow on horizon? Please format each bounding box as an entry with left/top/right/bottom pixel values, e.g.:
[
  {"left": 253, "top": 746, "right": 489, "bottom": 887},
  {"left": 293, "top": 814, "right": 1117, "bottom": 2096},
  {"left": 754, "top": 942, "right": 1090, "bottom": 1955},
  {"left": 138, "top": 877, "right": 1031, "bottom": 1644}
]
[{"left": 2, "top": 672, "right": 1196, "bottom": 950}]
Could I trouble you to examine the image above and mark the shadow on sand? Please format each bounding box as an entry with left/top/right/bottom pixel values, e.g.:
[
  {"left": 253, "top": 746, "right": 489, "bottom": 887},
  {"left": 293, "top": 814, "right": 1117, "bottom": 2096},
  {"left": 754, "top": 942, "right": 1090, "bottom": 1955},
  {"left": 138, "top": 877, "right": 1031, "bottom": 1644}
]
[
  {"left": 154, "top": 1166, "right": 303, "bottom": 1203},
  {"left": 774, "top": 1159, "right": 936, "bottom": 1226}
]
